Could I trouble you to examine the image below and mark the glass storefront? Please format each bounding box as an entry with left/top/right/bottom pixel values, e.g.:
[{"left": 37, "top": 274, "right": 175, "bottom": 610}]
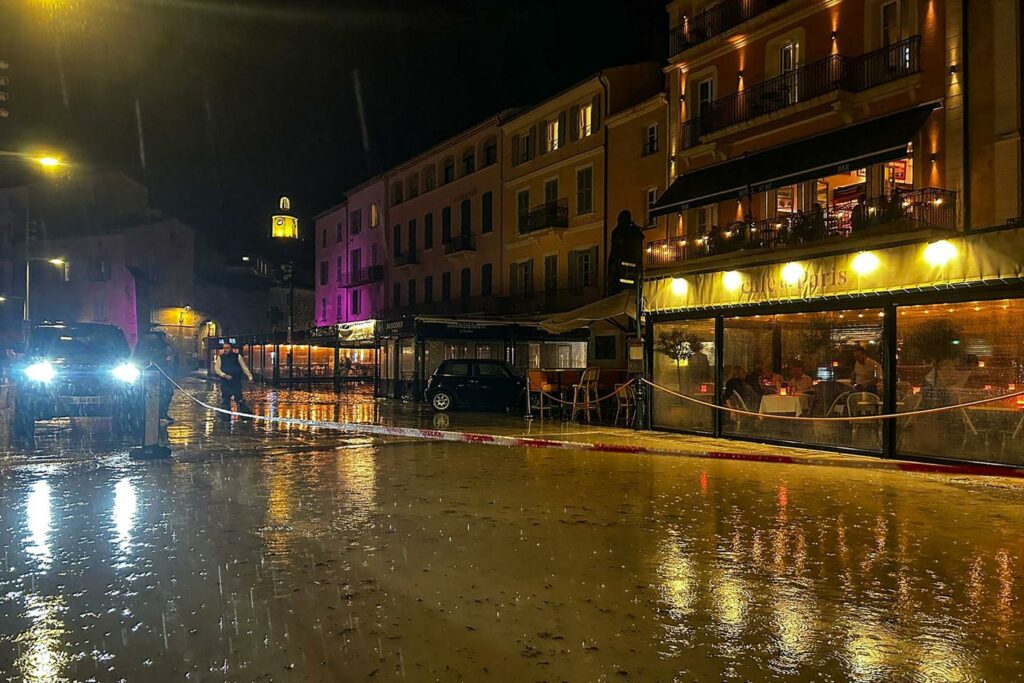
[
  {"left": 896, "top": 299, "right": 1024, "bottom": 465},
  {"left": 651, "top": 319, "right": 715, "bottom": 434}
]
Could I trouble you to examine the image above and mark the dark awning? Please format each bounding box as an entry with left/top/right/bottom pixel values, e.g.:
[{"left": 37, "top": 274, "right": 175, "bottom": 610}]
[{"left": 651, "top": 103, "right": 939, "bottom": 216}]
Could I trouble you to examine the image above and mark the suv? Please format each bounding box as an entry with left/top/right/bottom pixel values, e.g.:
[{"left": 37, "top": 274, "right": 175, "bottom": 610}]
[
  {"left": 425, "top": 359, "right": 527, "bottom": 412},
  {"left": 14, "top": 322, "right": 144, "bottom": 442}
]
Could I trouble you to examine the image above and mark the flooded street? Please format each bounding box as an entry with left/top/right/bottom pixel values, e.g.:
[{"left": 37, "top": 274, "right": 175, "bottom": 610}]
[{"left": 1, "top": 383, "right": 1023, "bottom": 681}]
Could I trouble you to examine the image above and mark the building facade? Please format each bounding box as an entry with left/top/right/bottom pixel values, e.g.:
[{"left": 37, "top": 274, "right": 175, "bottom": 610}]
[{"left": 646, "top": 0, "right": 1024, "bottom": 466}]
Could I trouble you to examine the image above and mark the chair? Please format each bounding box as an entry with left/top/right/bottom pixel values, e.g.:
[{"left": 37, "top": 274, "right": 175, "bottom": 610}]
[
  {"left": 847, "top": 391, "right": 882, "bottom": 448},
  {"left": 959, "top": 409, "right": 991, "bottom": 454},
  {"left": 726, "top": 389, "right": 753, "bottom": 433},
  {"left": 895, "top": 391, "right": 922, "bottom": 451},
  {"left": 571, "top": 367, "right": 601, "bottom": 423},
  {"left": 1000, "top": 411, "right": 1024, "bottom": 462},
  {"left": 613, "top": 383, "right": 636, "bottom": 426}
]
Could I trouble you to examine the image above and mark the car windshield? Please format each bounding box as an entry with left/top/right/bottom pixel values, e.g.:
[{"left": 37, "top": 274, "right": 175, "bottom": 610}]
[{"left": 31, "top": 326, "right": 129, "bottom": 362}]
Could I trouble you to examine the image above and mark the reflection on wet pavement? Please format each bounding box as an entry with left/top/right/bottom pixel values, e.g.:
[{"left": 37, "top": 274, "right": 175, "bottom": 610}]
[{"left": 0, "top": 379, "right": 1022, "bottom": 680}]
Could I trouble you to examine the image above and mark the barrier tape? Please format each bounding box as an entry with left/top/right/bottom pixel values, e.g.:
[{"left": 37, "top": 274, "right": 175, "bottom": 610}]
[
  {"left": 528, "top": 379, "right": 634, "bottom": 407},
  {"left": 151, "top": 366, "right": 1024, "bottom": 480},
  {"left": 643, "top": 378, "right": 1024, "bottom": 423}
]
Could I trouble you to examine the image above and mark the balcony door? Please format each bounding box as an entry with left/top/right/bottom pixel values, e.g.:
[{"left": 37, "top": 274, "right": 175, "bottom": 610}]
[
  {"left": 696, "top": 77, "right": 715, "bottom": 131},
  {"left": 779, "top": 42, "right": 799, "bottom": 105},
  {"left": 881, "top": 0, "right": 912, "bottom": 69},
  {"left": 544, "top": 179, "right": 559, "bottom": 206}
]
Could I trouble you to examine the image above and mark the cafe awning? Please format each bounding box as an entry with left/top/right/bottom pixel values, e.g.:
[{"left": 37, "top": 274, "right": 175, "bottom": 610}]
[
  {"left": 540, "top": 291, "right": 636, "bottom": 334},
  {"left": 651, "top": 103, "right": 939, "bottom": 217}
]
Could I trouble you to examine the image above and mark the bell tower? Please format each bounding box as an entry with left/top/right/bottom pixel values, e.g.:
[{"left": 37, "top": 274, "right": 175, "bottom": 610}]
[{"left": 271, "top": 196, "right": 299, "bottom": 239}]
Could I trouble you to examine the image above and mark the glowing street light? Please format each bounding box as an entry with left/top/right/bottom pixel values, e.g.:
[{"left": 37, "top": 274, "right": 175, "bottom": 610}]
[{"left": 36, "top": 156, "right": 63, "bottom": 169}]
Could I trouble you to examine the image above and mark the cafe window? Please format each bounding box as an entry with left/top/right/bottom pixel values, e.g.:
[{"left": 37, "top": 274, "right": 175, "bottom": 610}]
[
  {"left": 652, "top": 319, "right": 716, "bottom": 434},
  {"left": 896, "top": 299, "right": 1024, "bottom": 465},
  {"left": 722, "top": 310, "right": 885, "bottom": 452}
]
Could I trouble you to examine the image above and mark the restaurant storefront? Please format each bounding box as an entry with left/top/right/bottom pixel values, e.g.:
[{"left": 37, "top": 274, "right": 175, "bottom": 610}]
[
  {"left": 643, "top": 225, "right": 1024, "bottom": 466},
  {"left": 377, "top": 316, "right": 589, "bottom": 400},
  {"left": 205, "top": 321, "right": 377, "bottom": 388}
]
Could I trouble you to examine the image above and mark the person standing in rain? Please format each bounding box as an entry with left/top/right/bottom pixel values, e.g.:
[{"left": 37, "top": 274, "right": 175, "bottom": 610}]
[
  {"left": 133, "top": 331, "right": 175, "bottom": 422},
  {"left": 213, "top": 341, "right": 253, "bottom": 416}
]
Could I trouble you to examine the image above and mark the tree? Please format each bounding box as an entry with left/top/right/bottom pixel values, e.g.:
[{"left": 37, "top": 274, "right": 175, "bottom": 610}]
[{"left": 656, "top": 330, "right": 706, "bottom": 392}]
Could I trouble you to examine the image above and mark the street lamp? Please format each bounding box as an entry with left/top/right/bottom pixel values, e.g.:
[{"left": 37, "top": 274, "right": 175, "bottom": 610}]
[{"left": 25, "top": 257, "right": 67, "bottom": 325}]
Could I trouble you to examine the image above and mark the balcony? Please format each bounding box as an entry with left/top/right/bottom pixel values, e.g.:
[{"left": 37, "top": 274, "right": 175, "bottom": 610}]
[
  {"left": 670, "top": 0, "right": 788, "bottom": 56},
  {"left": 647, "top": 188, "right": 956, "bottom": 268},
  {"left": 337, "top": 265, "right": 384, "bottom": 288},
  {"left": 393, "top": 251, "right": 418, "bottom": 267},
  {"left": 444, "top": 233, "right": 476, "bottom": 255},
  {"left": 518, "top": 199, "right": 569, "bottom": 235},
  {"left": 392, "top": 296, "right": 509, "bottom": 317},
  {"left": 508, "top": 285, "right": 602, "bottom": 315},
  {"left": 680, "top": 37, "right": 921, "bottom": 149}
]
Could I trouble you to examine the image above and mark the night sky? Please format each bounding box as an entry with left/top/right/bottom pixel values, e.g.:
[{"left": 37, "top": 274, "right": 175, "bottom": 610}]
[{"left": 1, "top": 0, "right": 666, "bottom": 256}]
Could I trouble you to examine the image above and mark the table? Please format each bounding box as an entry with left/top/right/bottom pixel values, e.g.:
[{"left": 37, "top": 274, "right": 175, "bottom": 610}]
[{"left": 759, "top": 394, "right": 812, "bottom": 416}]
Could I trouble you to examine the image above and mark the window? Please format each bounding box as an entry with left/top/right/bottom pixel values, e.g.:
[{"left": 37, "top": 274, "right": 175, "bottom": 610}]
[
  {"left": 512, "top": 259, "right": 533, "bottom": 296},
  {"left": 695, "top": 206, "right": 713, "bottom": 234},
  {"left": 89, "top": 257, "right": 111, "bottom": 282},
  {"left": 595, "top": 335, "right": 617, "bottom": 361},
  {"left": 779, "top": 42, "right": 799, "bottom": 104},
  {"left": 424, "top": 213, "right": 434, "bottom": 249},
  {"left": 392, "top": 224, "right": 402, "bottom": 257},
  {"left": 481, "top": 192, "right": 493, "bottom": 233},
  {"left": 460, "top": 268, "right": 471, "bottom": 299},
  {"left": 459, "top": 199, "right": 471, "bottom": 235},
  {"left": 407, "top": 173, "right": 419, "bottom": 198},
  {"left": 476, "top": 363, "right": 511, "bottom": 378},
  {"left": 569, "top": 247, "right": 597, "bottom": 288},
  {"left": 408, "top": 279, "right": 417, "bottom": 305},
  {"left": 645, "top": 188, "right": 658, "bottom": 226},
  {"left": 392, "top": 282, "right": 401, "bottom": 308},
  {"left": 481, "top": 263, "right": 493, "bottom": 297},
  {"left": 544, "top": 254, "right": 558, "bottom": 293},
  {"left": 392, "top": 183, "right": 403, "bottom": 206},
  {"left": 544, "top": 117, "right": 560, "bottom": 153},
  {"left": 336, "top": 221, "right": 344, "bottom": 242},
  {"left": 336, "top": 293, "right": 344, "bottom": 322},
  {"left": 350, "top": 209, "right": 362, "bottom": 236},
  {"left": 321, "top": 297, "right": 327, "bottom": 320},
  {"left": 544, "top": 178, "right": 558, "bottom": 205},
  {"left": 424, "top": 166, "right": 436, "bottom": 191},
  {"left": 443, "top": 362, "right": 470, "bottom": 376},
  {"left": 441, "top": 272, "right": 452, "bottom": 301},
  {"left": 881, "top": 0, "right": 908, "bottom": 46},
  {"left": 371, "top": 242, "right": 379, "bottom": 266},
  {"left": 512, "top": 129, "right": 534, "bottom": 166},
  {"left": 441, "top": 206, "right": 452, "bottom": 243},
  {"left": 696, "top": 78, "right": 715, "bottom": 118},
  {"left": 482, "top": 138, "right": 497, "bottom": 166},
  {"left": 516, "top": 190, "right": 530, "bottom": 231},
  {"left": 462, "top": 150, "right": 475, "bottom": 176},
  {"left": 643, "top": 124, "right": 659, "bottom": 156},
  {"left": 651, "top": 319, "right": 716, "bottom": 433},
  {"left": 442, "top": 158, "right": 456, "bottom": 184},
  {"left": 319, "top": 260, "right": 328, "bottom": 285},
  {"left": 321, "top": 229, "right": 327, "bottom": 248},
  {"left": 424, "top": 275, "right": 434, "bottom": 303},
  {"left": 350, "top": 248, "right": 361, "bottom": 274},
  {"left": 576, "top": 167, "right": 594, "bottom": 214},
  {"left": 336, "top": 255, "right": 344, "bottom": 282},
  {"left": 370, "top": 202, "right": 380, "bottom": 227},
  {"left": 350, "top": 289, "right": 361, "bottom": 316},
  {"left": 408, "top": 219, "right": 417, "bottom": 254},
  {"left": 576, "top": 102, "right": 593, "bottom": 139}
]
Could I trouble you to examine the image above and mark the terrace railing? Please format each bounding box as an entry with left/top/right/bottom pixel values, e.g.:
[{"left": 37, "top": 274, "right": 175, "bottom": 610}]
[
  {"left": 670, "top": 0, "right": 789, "bottom": 56},
  {"left": 518, "top": 199, "right": 569, "bottom": 235},
  {"left": 337, "top": 265, "right": 384, "bottom": 288}
]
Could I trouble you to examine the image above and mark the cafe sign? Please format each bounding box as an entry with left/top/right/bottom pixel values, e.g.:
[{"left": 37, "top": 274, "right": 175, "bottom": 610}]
[{"left": 645, "top": 228, "right": 1024, "bottom": 312}]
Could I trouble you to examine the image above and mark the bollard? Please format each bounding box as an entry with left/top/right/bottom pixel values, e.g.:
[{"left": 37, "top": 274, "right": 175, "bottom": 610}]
[{"left": 130, "top": 369, "right": 171, "bottom": 459}]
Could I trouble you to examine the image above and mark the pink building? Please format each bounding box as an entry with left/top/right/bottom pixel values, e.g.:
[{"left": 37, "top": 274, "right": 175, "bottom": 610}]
[{"left": 313, "top": 177, "right": 386, "bottom": 326}]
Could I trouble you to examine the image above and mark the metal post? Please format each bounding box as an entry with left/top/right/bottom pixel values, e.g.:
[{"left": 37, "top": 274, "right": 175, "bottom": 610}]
[
  {"left": 634, "top": 257, "right": 646, "bottom": 430},
  {"left": 882, "top": 301, "right": 898, "bottom": 458},
  {"left": 130, "top": 370, "right": 170, "bottom": 459},
  {"left": 286, "top": 260, "right": 295, "bottom": 344},
  {"left": 714, "top": 316, "right": 725, "bottom": 437}
]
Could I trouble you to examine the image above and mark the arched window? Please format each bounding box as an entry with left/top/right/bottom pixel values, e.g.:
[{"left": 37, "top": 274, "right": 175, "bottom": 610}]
[
  {"left": 442, "top": 157, "right": 456, "bottom": 184},
  {"left": 480, "top": 136, "right": 498, "bottom": 167},
  {"left": 407, "top": 172, "right": 420, "bottom": 198},
  {"left": 461, "top": 148, "right": 475, "bottom": 176},
  {"left": 424, "top": 165, "right": 436, "bottom": 191},
  {"left": 279, "top": 196, "right": 291, "bottom": 211}
]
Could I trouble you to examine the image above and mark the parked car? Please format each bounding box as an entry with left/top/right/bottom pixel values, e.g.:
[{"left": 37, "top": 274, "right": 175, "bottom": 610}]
[
  {"left": 425, "top": 359, "right": 527, "bottom": 412},
  {"left": 13, "top": 322, "right": 144, "bottom": 443}
]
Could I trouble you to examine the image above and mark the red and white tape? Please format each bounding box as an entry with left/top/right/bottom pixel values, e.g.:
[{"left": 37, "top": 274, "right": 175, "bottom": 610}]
[{"left": 157, "top": 368, "right": 1024, "bottom": 480}]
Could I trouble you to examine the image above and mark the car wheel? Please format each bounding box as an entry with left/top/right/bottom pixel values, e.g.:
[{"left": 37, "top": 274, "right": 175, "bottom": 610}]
[{"left": 431, "top": 391, "right": 454, "bottom": 412}]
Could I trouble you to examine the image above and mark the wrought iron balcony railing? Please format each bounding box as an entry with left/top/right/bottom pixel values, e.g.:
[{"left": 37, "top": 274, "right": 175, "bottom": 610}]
[
  {"left": 680, "top": 37, "right": 921, "bottom": 149},
  {"left": 444, "top": 233, "right": 476, "bottom": 255},
  {"left": 508, "top": 285, "right": 602, "bottom": 315},
  {"left": 647, "top": 188, "right": 956, "bottom": 267},
  {"left": 337, "top": 265, "right": 384, "bottom": 288},
  {"left": 518, "top": 199, "right": 569, "bottom": 235},
  {"left": 393, "top": 251, "right": 418, "bottom": 267},
  {"left": 670, "top": 0, "right": 789, "bottom": 56}
]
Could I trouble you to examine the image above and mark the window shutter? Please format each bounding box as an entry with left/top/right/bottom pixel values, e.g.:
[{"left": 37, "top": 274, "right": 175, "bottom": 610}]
[
  {"left": 511, "top": 134, "right": 521, "bottom": 166},
  {"left": 528, "top": 125, "right": 537, "bottom": 160},
  {"left": 569, "top": 106, "right": 580, "bottom": 142},
  {"left": 588, "top": 246, "right": 599, "bottom": 287},
  {"left": 568, "top": 250, "right": 578, "bottom": 288},
  {"left": 524, "top": 259, "right": 534, "bottom": 296},
  {"left": 558, "top": 111, "right": 567, "bottom": 147},
  {"left": 591, "top": 94, "right": 601, "bottom": 132},
  {"left": 539, "top": 121, "right": 549, "bottom": 156},
  {"left": 510, "top": 263, "right": 517, "bottom": 296}
]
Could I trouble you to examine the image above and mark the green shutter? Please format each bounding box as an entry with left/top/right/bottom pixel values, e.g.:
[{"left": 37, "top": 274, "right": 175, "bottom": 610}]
[
  {"left": 569, "top": 106, "right": 580, "bottom": 142},
  {"left": 588, "top": 246, "right": 599, "bottom": 287},
  {"left": 558, "top": 110, "right": 567, "bottom": 147},
  {"left": 539, "top": 120, "right": 549, "bottom": 155},
  {"left": 591, "top": 94, "right": 601, "bottom": 132},
  {"left": 511, "top": 133, "right": 520, "bottom": 166}
]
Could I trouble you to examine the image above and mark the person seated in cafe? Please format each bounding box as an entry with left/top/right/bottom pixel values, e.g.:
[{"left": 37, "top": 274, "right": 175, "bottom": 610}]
[
  {"left": 852, "top": 347, "right": 883, "bottom": 393},
  {"left": 885, "top": 187, "right": 905, "bottom": 222},
  {"left": 850, "top": 197, "right": 868, "bottom": 234},
  {"left": 809, "top": 370, "right": 852, "bottom": 417},
  {"left": 749, "top": 363, "right": 782, "bottom": 395},
  {"left": 809, "top": 203, "right": 827, "bottom": 240},
  {"left": 788, "top": 362, "right": 815, "bottom": 394},
  {"left": 724, "top": 365, "right": 760, "bottom": 410}
]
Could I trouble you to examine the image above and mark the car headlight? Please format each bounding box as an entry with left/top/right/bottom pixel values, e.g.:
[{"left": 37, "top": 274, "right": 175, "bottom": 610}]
[
  {"left": 111, "top": 362, "right": 141, "bottom": 384},
  {"left": 24, "top": 360, "right": 57, "bottom": 383}
]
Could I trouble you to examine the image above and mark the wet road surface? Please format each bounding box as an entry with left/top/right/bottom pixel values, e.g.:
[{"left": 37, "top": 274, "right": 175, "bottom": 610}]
[{"left": 1, "top": 380, "right": 1023, "bottom": 681}]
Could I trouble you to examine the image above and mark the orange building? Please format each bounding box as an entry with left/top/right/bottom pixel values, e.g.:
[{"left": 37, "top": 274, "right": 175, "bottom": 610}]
[{"left": 645, "top": 0, "right": 1024, "bottom": 467}]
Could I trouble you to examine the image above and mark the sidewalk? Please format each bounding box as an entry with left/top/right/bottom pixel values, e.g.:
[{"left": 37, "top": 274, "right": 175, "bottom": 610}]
[{"left": 161, "top": 380, "right": 1024, "bottom": 481}]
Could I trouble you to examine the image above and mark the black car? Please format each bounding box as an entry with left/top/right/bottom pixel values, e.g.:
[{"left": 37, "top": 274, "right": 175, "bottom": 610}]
[
  {"left": 14, "top": 322, "right": 144, "bottom": 442},
  {"left": 425, "top": 359, "right": 527, "bottom": 412}
]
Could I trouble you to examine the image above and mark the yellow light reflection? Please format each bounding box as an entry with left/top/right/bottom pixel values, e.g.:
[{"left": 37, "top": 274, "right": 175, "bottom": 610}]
[{"left": 15, "top": 594, "right": 69, "bottom": 683}]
